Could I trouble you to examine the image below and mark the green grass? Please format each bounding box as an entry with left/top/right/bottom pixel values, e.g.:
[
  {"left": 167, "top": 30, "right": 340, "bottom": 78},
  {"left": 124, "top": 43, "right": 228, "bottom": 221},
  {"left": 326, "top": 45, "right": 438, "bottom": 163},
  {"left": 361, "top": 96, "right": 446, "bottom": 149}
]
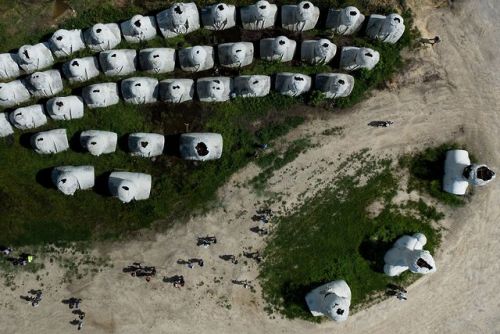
[
  {"left": 0, "top": 93, "right": 308, "bottom": 245},
  {"left": 399, "top": 143, "right": 474, "bottom": 206},
  {"left": 0, "top": 0, "right": 414, "bottom": 245},
  {"left": 251, "top": 137, "right": 312, "bottom": 190},
  {"left": 260, "top": 151, "right": 442, "bottom": 320}
]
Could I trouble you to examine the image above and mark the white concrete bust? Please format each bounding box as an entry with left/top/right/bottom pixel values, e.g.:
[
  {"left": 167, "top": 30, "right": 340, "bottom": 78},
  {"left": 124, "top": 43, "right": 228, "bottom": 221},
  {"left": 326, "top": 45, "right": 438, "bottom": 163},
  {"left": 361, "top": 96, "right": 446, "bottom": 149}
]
[
  {"left": 9, "top": 104, "right": 47, "bottom": 130},
  {"left": 80, "top": 130, "right": 118, "bottom": 156},
  {"left": 49, "top": 29, "right": 86, "bottom": 58},
  {"left": 46, "top": 96, "right": 85, "bottom": 121},
  {"left": 52, "top": 166, "right": 95, "bottom": 196},
  {"left": 31, "top": 128, "right": 69, "bottom": 154}
]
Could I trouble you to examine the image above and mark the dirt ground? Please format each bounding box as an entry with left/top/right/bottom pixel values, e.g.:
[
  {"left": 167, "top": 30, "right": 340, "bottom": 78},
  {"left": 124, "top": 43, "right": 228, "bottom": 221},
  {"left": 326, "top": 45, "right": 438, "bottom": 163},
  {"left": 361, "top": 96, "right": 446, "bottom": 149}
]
[{"left": 1, "top": 0, "right": 499, "bottom": 333}]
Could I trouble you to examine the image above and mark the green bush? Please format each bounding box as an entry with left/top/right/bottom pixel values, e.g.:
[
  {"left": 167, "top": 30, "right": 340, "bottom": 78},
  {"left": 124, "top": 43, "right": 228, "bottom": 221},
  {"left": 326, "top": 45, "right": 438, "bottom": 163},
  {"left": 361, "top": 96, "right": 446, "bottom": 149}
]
[
  {"left": 260, "top": 152, "right": 442, "bottom": 320},
  {"left": 399, "top": 143, "right": 471, "bottom": 206}
]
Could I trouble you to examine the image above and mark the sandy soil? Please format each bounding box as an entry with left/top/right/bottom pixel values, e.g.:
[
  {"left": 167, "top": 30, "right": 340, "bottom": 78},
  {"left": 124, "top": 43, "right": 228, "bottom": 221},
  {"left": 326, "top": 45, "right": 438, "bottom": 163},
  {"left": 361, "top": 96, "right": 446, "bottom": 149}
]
[{"left": 1, "top": 0, "right": 499, "bottom": 333}]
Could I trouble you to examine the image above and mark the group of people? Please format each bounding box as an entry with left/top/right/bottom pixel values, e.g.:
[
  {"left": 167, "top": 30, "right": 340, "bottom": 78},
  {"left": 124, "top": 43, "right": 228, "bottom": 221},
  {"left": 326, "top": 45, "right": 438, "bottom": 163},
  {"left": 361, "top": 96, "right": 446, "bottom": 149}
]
[
  {"left": 123, "top": 262, "right": 157, "bottom": 282},
  {"left": 386, "top": 284, "right": 408, "bottom": 301},
  {"left": 197, "top": 236, "right": 217, "bottom": 248},
  {"left": 22, "top": 289, "right": 43, "bottom": 307},
  {"left": 65, "top": 297, "right": 85, "bottom": 331},
  {"left": 178, "top": 258, "right": 204, "bottom": 269},
  {"left": 1, "top": 245, "right": 34, "bottom": 266}
]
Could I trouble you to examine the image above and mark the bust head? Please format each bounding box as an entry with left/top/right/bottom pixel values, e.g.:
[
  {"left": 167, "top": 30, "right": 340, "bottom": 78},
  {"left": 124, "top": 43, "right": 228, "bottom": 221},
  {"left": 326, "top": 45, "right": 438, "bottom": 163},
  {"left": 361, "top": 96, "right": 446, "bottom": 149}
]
[
  {"left": 189, "top": 46, "right": 207, "bottom": 67},
  {"left": 56, "top": 172, "right": 79, "bottom": 196},
  {"left": 68, "top": 58, "right": 86, "bottom": 77},
  {"left": 386, "top": 13, "right": 404, "bottom": 27},
  {"left": 90, "top": 23, "right": 112, "bottom": 43},
  {"left": 289, "top": 75, "right": 307, "bottom": 93},
  {"left": 247, "top": 76, "right": 266, "bottom": 96},
  {"left": 29, "top": 72, "right": 50, "bottom": 91},
  {"left": 323, "top": 293, "right": 350, "bottom": 322},
  {"left": 147, "top": 51, "right": 163, "bottom": 70},
  {"left": 254, "top": 1, "right": 272, "bottom": 19},
  {"left": 18, "top": 45, "right": 36, "bottom": 64},
  {"left": 117, "top": 179, "right": 137, "bottom": 203},
  {"left": 167, "top": 80, "right": 185, "bottom": 99},
  {"left": 170, "top": 3, "right": 188, "bottom": 26},
  {"left": 86, "top": 136, "right": 107, "bottom": 156},
  {"left": 51, "top": 98, "right": 69, "bottom": 116},
  {"left": 341, "top": 6, "right": 361, "bottom": 26},
  {"left": 50, "top": 29, "right": 71, "bottom": 50},
  {"left": 409, "top": 250, "right": 436, "bottom": 274},
  {"left": 296, "top": 1, "right": 314, "bottom": 21},
  {"left": 272, "top": 36, "right": 289, "bottom": 56},
  {"left": 212, "top": 3, "right": 229, "bottom": 22},
  {"left": 88, "top": 86, "right": 109, "bottom": 105},
  {"left": 314, "top": 39, "right": 333, "bottom": 58},
  {"left": 208, "top": 79, "right": 225, "bottom": 100},
  {"left": 230, "top": 43, "right": 247, "bottom": 64}
]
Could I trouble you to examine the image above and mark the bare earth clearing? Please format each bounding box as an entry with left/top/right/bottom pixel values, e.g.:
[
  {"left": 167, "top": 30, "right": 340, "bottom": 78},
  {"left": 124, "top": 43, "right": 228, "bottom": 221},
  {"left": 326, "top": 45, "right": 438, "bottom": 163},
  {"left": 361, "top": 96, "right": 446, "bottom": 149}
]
[{"left": 1, "top": 0, "right": 499, "bottom": 333}]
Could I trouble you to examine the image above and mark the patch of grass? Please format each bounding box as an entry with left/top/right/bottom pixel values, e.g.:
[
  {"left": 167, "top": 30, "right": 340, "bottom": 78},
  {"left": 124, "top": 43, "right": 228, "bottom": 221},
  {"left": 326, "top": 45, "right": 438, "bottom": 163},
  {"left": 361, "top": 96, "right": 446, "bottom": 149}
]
[
  {"left": 0, "top": 93, "right": 306, "bottom": 245},
  {"left": 0, "top": 0, "right": 412, "bottom": 245},
  {"left": 321, "top": 126, "right": 345, "bottom": 136},
  {"left": 260, "top": 151, "right": 442, "bottom": 320},
  {"left": 399, "top": 143, "right": 473, "bottom": 206},
  {"left": 251, "top": 138, "right": 313, "bottom": 191}
]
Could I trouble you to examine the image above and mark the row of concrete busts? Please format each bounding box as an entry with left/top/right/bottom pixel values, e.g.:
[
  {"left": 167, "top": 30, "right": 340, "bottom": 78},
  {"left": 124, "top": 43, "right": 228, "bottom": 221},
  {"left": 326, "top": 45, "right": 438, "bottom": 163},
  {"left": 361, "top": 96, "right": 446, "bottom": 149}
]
[
  {"left": 0, "top": 1, "right": 403, "bottom": 82},
  {"left": 4, "top": 119, "right": 222, "bottom": 158},
  {"left": 0, "top": 41, "right": 375, "bottom": 109},
  {"left": 0, "top": 72, "right": 355, "bottom": 137},
  {"left": 52, "top": 167, "right": 152, "bottom": 203}
]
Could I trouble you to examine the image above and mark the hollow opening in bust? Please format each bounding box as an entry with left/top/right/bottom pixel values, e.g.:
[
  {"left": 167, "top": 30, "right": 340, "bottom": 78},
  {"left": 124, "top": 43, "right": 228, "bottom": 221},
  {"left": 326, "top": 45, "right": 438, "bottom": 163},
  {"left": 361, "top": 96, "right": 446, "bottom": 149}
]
[
  {"left": 416, "top": 258, "right": 433, "bottom": 270},
  {"left": 23, "top": 50, "right": 30, "bottom": 59},
  {"left": 134, "top": 20, "right": 142, "bottom": 28},
  {"left": 394, "top": 17, "right": 401, "bottom": 23},
  {"left": 350, "top": 11, "right": 357, "bottom": 16},
  {"left": 153, "top": 54, "right": 160, "bottom": 58},
  {"left": 174, "top": 5, "right": 183, "bottom": 14},
  {"left": 172, "top": 85, "right": 181, "bottom": 89},
  {"left": 134, "top": 83, "right": 142, "bottom": 87},
  {"left": 338, "top": 79, "right": 345, "bottom": 85},
  {"left": 294, "top": 76, "right": 304, "bottom": 81},
  {"left": 90, "top": 141, "right": 97, "bottom": 145},
  {"left": 140, "top": 141, "right": 149, "bottom": 148},
  {"left": 259, "top": 5, "right": 267, "bottom": 9},
  {"left": 252, "top": 80, "right": 259, "bottom": 85},
  {"left": 322, "top": 43, "right": 329, "bottom": 48},
  {"left": 92, "top": 89, "right": 100, "bottom": 93},
  {"left": 122, "top": 186, "right": 129, "bottom": 191},
  {"left": 365, "top": 52, "right": 373, "bottom": 57},
  {"left": 196, "top": 142, "right": 209, "bottom": 156},
  {"left": 60, "top": 178, "right": 67, "bottom": 184},
  {"left": 336, "top": 308, "right": 344, "bottom": 315},
  {"left": 56, "top": 36, "right": 63, "bottom": 41},
  {"left": 278, "top": 40, "right": 286, "bottom": 45},
  {"left": 37, "top": 137, "right": 44, "bottom": 142},
  {"left": 302, "top": 3, "right": 310, "bottom": 9},
  {"left": 72, "top": 60, "right": 80, "bottom": 66},
  {"left": 111, "top": 53, "right": 117, "bottom": 58},
  {"left": 477, "top": 166, "right": 495, "bottom": 181},
  {"left": 96, "top": 28, "right": 102, "bottom": 33},
  {"left": 56, "top": 101, "right": 64, "bottom": 107},
  {"left": 217, "top": 4, "right": 225, "bottom": 11}
]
